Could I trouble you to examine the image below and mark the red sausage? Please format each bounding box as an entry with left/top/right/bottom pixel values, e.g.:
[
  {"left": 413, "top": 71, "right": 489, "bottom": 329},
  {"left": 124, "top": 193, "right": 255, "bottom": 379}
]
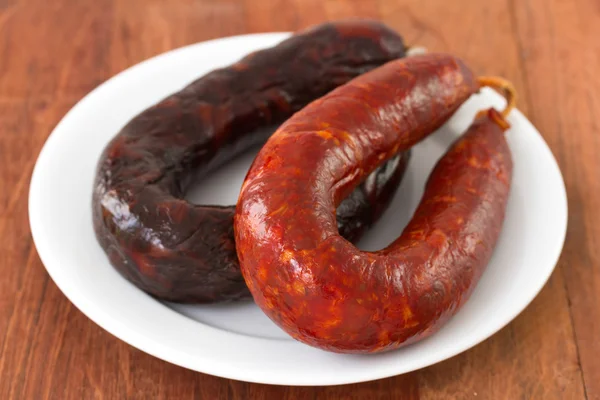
[{"left": 235, "top": 54, "right": 513, "bottom": 353}]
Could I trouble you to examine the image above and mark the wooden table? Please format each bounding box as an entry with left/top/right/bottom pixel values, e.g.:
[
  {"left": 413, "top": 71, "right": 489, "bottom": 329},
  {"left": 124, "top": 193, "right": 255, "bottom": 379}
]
[{"left": 1, "top": 0, "right": 597, "bottom": 398}]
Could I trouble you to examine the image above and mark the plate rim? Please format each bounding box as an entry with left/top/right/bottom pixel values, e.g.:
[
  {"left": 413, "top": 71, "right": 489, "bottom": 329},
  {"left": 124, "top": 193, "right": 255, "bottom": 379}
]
[{"left": 28, "top": 32, "right": 568, "bottom": 386}]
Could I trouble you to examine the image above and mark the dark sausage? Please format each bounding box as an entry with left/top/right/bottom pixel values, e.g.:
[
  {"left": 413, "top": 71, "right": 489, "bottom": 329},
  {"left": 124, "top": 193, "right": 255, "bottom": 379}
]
[
  {"left": 235, "top": 54, "right": 512, "bottom": 353},
  {"left": 93, "top": 20, "right": 410, "bottom": 303}
]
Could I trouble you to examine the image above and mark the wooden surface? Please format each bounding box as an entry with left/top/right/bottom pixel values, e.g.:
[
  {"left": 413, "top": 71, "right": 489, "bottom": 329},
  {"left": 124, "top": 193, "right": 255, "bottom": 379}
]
[{"left": 0, "top": 0, "right": 597, "bottom": 398}]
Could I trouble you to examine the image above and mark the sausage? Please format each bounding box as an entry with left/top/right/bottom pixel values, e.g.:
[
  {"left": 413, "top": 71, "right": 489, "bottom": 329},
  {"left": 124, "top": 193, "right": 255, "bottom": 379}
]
[
  {"left": 234, "top": 53, "right": 514, "bottom": 353},
  {"left": 93, "top": 20, "right": 410, "bottom": 303}
]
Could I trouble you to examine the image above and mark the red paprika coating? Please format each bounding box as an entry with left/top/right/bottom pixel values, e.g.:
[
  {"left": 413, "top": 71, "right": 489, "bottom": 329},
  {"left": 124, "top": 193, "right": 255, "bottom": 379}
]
[
  {"left": 93, "top": 20, "right": 410, "bottom": 303},
  {"left": 235, "top": 54, "right": 511, "bottom": 353}
]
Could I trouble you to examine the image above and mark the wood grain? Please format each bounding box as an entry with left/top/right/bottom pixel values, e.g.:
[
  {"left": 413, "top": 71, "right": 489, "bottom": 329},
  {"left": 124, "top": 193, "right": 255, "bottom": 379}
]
[
  {"left": 512, "top": 0, "right": 600, "bottom": 398},
  {"left": 0, "top": 0, "right": 596, "bottom": 399}
]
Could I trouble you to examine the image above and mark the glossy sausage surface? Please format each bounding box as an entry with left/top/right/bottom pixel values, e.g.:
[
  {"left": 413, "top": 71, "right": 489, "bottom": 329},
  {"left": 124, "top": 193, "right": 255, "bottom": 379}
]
[
  {"left": 93, "top": 20, "right": 409, "bottom": 303},
  {"left": 235, "top": 54, "right": 510, "bottom": 353}
]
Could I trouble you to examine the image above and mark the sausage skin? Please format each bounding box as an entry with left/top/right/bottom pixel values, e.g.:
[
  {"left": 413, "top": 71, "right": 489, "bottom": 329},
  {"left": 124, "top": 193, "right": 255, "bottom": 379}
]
[
  {"left": 235, "top": 54, "right": 511, "bottom": 353},
  {"left": 93, "top": 20, "right": 410, "bottom": 303}
]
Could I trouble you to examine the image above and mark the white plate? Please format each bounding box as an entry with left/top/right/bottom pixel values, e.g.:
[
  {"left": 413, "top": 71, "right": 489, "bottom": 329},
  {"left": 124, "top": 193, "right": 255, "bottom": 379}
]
[{"left": 29, "top": 33, "right": 568, "bottom": 386}]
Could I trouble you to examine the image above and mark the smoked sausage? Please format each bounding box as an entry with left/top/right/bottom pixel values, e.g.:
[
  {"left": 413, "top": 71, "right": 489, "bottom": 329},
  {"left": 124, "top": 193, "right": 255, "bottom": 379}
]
[
  {"left": 93, "top": 20, "right": 410, "bottom": 303},
  {"left": 235, "top": 53, "right": 515, "bottom": 353}
]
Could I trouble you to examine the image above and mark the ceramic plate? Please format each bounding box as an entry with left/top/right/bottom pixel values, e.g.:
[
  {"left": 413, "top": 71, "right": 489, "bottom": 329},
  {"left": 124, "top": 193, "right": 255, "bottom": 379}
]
[{"left": 29, "top": 33, "right": 567, "bottom": 386}]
